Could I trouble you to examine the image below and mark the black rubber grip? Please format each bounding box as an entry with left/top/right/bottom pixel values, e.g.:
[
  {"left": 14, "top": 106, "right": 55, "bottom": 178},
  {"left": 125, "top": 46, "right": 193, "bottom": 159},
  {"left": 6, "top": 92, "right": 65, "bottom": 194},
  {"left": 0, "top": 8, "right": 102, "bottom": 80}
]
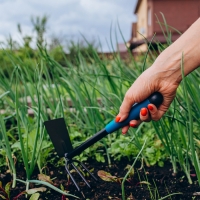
[{"left": 148, "top": 92, "right": 163, "bottom": 107}]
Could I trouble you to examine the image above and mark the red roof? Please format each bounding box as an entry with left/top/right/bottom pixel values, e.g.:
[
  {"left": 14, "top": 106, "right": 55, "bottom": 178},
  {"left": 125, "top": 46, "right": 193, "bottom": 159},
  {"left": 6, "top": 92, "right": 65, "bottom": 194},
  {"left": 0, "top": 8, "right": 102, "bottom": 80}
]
[{"left": 134, "top": 0, "right": 142, "bottom": 14}]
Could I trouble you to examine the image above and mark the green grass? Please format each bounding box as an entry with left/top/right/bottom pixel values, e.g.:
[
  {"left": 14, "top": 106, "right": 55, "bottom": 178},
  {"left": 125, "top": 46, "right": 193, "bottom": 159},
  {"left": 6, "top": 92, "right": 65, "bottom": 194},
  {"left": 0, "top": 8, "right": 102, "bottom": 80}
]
[{"left": 0, "top": 15, "right": 200, "bottom": 198}]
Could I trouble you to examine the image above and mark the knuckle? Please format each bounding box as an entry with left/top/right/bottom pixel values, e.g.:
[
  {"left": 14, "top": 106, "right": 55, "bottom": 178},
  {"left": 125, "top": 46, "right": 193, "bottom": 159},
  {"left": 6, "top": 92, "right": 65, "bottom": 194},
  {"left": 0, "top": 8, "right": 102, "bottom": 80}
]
[
  {"left": 119, "top": 106, "right": 124, "bottom": 114},
  {"left": 124, "top": 92, "right": 134, "bottom": 103},
  {"left": 152, "top": 116, "right": 160, "bottom": 121},
  {"left": 143, "top": 118, "right": 151, "bottom": 122},
  {"left": 151, "top": 112, "right": 163, "bottom": 121}
]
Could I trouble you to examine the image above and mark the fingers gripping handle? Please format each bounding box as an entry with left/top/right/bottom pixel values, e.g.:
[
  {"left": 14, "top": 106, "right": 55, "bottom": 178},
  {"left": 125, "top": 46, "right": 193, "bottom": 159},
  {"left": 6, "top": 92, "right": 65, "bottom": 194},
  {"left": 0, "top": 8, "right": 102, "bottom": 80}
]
[
  {"left": 105, "top": 100, "right": 149, "bottom": 134},
  {"left": 105, "top": 92, "right": 163, "bottom": 134}
]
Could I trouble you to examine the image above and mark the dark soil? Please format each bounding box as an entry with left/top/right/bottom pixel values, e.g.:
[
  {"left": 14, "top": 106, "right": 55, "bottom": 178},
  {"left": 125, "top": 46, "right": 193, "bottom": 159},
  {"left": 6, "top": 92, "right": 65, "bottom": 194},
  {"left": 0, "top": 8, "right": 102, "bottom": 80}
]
[{"left": 1, "top": 158, "right": 200, "bottom": 200}]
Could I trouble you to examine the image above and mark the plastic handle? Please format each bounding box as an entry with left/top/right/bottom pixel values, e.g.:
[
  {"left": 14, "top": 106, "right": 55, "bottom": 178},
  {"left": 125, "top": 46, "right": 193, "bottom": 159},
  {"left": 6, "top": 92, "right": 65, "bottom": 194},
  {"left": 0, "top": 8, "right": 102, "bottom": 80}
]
[{"left": 105, "top": 92, "right": 163, "bottom": 134}]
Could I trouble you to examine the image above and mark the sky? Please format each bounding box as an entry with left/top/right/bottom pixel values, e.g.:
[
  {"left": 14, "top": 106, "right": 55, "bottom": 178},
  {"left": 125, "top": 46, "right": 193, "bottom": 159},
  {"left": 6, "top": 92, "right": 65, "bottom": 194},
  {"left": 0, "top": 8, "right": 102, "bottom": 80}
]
[{"left": 0, "top": 0, "right": 137, "bottom": 52}]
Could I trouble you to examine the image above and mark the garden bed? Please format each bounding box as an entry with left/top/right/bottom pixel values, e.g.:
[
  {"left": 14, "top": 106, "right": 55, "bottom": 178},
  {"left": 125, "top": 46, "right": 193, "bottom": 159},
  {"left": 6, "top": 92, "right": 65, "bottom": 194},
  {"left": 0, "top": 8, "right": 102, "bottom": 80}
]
[
  {"left": 0, "top": 18, "right": 200, "bottom": 200},
  {"left": 1, "top": 158, "right": 199, "bottom": 200}
]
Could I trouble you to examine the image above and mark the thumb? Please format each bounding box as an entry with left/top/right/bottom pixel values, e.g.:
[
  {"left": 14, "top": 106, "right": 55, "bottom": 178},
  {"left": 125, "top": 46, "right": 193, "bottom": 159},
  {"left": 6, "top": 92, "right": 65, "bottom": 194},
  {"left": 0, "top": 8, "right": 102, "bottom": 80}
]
[{"left": 117, "top": 84, "right": 152, "bottom": 122}]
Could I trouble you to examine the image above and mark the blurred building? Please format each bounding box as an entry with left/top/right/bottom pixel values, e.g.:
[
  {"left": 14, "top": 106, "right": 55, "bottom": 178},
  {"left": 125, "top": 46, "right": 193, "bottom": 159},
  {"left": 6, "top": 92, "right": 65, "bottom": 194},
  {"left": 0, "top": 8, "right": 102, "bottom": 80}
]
[{"left": 129, "top": 0, "right": 200, "bottom": 52}]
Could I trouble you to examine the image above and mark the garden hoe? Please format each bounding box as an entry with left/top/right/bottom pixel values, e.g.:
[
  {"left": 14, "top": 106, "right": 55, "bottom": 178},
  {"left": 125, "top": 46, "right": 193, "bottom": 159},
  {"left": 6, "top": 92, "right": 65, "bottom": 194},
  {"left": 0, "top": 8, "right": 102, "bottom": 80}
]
[{"left": 44, "top": 92, "right": 163, "bottom": 193}]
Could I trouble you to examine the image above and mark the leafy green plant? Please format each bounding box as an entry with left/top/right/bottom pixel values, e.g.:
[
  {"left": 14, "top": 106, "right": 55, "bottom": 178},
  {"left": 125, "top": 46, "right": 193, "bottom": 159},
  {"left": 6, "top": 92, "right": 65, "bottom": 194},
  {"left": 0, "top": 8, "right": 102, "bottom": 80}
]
[
  {"left": 0, "top": 181, "right": 11, "bottom": 200},
  {"left": 108, "top": 126, "right": 167, "bottom": 167}
]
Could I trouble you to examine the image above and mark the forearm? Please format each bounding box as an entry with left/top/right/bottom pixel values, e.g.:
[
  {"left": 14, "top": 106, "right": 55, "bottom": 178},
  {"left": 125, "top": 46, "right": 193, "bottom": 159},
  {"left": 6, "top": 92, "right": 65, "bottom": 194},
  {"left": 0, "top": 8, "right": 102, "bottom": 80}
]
[
  {"left": 153, "top": 18, "right": 200, "bottom": 83},
  {"left": 117, "top": 19, "right": 200, "bottom": 127}
]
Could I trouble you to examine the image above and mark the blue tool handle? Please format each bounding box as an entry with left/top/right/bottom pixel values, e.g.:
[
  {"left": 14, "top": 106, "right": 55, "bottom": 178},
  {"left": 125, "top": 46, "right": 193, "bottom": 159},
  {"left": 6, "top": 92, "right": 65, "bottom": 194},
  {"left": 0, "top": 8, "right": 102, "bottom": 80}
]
[{"left": 105, "top": 92, "right": 163, "bottom": 134}]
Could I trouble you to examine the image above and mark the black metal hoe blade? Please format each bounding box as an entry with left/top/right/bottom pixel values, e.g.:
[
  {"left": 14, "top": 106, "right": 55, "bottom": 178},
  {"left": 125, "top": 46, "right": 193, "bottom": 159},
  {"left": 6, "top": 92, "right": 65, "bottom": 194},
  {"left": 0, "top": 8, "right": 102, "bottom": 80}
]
[{"left": 44, "top": 118, "right": 98, "bottom": 193}]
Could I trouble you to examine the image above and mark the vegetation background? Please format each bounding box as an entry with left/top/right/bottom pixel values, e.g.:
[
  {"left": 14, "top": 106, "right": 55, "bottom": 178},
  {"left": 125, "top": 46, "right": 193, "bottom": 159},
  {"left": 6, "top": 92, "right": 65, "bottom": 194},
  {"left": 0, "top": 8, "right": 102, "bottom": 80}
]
[{"left": 0, "top": 15, "right": 200, "bottom": 199}]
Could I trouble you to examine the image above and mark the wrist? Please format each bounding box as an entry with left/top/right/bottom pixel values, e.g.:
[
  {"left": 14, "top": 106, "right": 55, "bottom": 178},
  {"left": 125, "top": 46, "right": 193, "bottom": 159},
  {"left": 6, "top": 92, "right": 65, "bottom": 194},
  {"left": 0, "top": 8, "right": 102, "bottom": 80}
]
[
  {"left": 153, "top": 18, "right": 200, "bottom": 83},
  {"left": 152, "top": 52, "right": 183, "bottom": 84}
]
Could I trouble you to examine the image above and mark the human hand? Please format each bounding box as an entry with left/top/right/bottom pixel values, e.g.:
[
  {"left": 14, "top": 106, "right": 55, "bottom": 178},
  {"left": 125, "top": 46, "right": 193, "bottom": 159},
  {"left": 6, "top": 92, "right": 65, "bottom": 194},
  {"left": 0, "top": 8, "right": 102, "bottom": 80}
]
[
  {"left": 116, "top": 18, "right": 200, "bottom": 135},
  {"left": 115, "top": 62, "right": 180, "bottom": 134}
]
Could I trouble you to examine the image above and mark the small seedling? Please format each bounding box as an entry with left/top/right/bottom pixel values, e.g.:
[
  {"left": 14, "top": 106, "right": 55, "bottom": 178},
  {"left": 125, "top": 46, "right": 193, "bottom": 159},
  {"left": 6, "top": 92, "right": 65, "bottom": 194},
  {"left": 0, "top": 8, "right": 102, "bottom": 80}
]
[
  {"left": 124, "top": 164, "right": 135, "bottom": 184},
  {"left": 97, "top": 170, "right": 122, "bottom": 184},
  {"left": 0, "top": 181, "right": 11, "bottom": 200},
  {"left": 13, "top": 187, "right": 46, "bottom": 200}
]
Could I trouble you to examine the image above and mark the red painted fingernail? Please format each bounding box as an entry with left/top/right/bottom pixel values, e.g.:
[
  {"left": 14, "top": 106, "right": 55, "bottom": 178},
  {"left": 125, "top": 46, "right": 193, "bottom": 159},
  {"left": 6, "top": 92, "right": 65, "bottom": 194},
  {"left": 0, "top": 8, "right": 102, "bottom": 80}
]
[
  {"left": 115, "top": 115, "right": 121, "bottom": 122},
  {"left": 130, "top": 122, "right": 137, "bottom": 128},
  {"left": 148, "top": 104, "right": 153, "bottom": 111},
  {"left": 141, "top": 108, "right": 147, "bottom": 116}
]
